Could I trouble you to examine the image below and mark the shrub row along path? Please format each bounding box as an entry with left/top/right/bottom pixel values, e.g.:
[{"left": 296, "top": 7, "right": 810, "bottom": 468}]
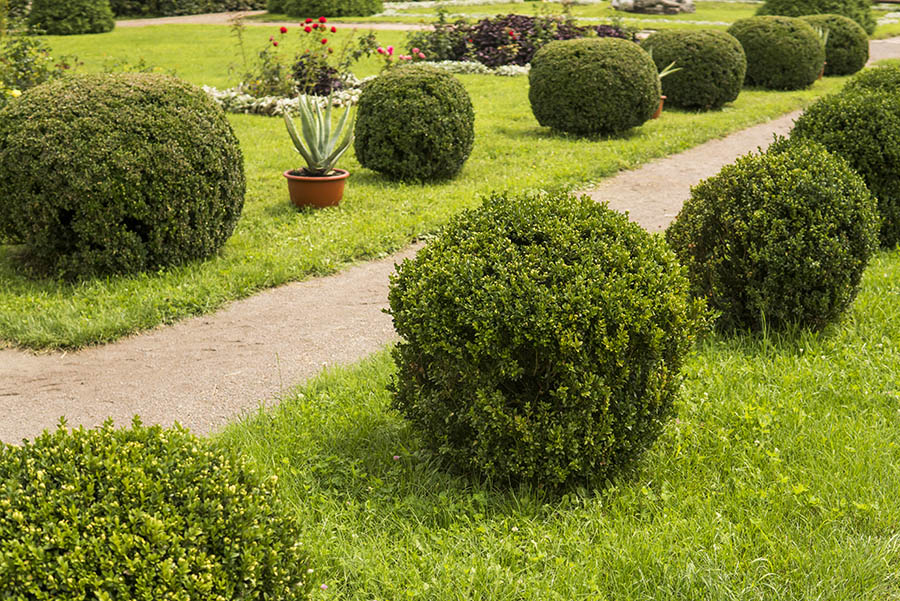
[
  {"left": 3, "top": 38, "right": 900, "bottom": 444},
  {"left": 115, "top": 10, "right": 430, "bottom": 30}
]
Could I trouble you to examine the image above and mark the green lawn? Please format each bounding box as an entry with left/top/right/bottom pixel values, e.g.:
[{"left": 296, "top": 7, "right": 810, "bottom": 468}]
[
  {"left": 0, "top": 24, "right": 854, "bottom": 350},
  {"left": 218, "top": 248, "right": 900, "bottom": 600}
]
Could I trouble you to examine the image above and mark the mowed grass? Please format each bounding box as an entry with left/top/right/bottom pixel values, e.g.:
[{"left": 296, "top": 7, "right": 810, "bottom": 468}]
[
  {"left": 0, "top": 26, "right": 849, "bottom": 349},
  {"left": 218, "top": 249, "right": 900, "bottom": 600}
]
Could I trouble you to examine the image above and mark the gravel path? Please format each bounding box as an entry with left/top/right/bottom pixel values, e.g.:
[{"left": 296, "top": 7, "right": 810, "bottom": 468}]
[{"left": 3, "top": 40, "right": 899, "bottom": 444}]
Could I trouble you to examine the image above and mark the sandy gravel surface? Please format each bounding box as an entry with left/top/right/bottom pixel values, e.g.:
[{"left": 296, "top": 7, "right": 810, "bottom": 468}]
[{"left": 3, "top": 39, "right": 899, "bottom": 444}]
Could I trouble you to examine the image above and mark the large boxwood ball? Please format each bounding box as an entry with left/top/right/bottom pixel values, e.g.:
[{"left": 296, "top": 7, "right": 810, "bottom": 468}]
[
  {"left": 791, "top": 89, "right": 900, "bottom": 248},
  {"left": 388, "top": 191, "right": 706, "bottom": 488},
  {"left": 727, "top": 16, "right": 825, "bottom": 90},
  {"left": 529, "top": 37, "right": 660, "bottom": 135},
  {"left": 354, "top": 65, "right": 475, "bottom": 182},
  {"left": 756, "top": 0, "right": 875, "bottom": 35},
  {"left": 844, "top": 63, "right": 900, "bottom": 94},
  {"left": 666, "top": 139, "right": 879, "bottom": 332},
  {"left": 0, "top": 73, "right": 245, "bottom": 279},
  {"left": 801, "top": 14, "right": 868, "bottom": 75},
  {"left": 28, "top": 0, "right": 115, "bottom": 35},
  {"left": 0, "top": 419, "right": 312, "bottom": 599},
  {"left": 641, "top": 30, "right": 746, "bottom": 110}
]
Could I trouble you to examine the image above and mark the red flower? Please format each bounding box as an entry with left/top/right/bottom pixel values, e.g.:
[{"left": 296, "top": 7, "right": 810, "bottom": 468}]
[
  {"left": 467, "top": 38, "right": 473, "bottom": 43},
  {"left": 321, "top": 38, "right": 328, "bottom": 44},
  {"left": 272, "top": 41, "right": 278, "bottom": 46},
  {"left": 330, "top": 26, "right": 336, "bottom": 33},
  {"left": 508, "top": 30, "right": 515, "bottom": 36},
  {"left": 318, "top": 16, "right": 327, "bottom": 23},
  {"left": 312, "top": 23, "right": 318, "bottom": 29},
  {"left": 304, "top": 25, "right": 311, "bottom": 32},
  {"left": 305, "top": 17, "right": 313, "bottom": 23},
  {"left": 279, "top": 26, "right": 288, "bottom": 33}
]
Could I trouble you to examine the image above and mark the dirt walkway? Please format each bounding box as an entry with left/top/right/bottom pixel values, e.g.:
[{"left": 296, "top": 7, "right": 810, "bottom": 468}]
[{"left": 3, "top": 41, "right": 899, "bottom": 444}]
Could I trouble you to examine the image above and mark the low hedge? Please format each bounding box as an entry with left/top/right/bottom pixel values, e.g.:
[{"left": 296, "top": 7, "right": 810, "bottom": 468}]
[
  {"left": 801, "top": 14, "right": 868, "bottom": 76},
  {"left": 0, "top": 419, "right": 312, "bottom": 599},
  {"left": 389, "top": 190, "right": 706, "bottom": 488},
  {"left": 727, "top": 16, "right": 825, "bottom": 90},
  {"left": 109, "top": 0, "right": 266, "bottom": 17},
  {"left": 844, "top": 63, "right": 900, "bottom": 94},
  {"left": 278, "top": 0, "right": 382, "bottom": 17},
  {"left": 0, "top": 73, "right": 245, "bottom": 279},
  {"left": 28, "top": 0, "right": 115, "bottom": 35},
  {"left": 791, "top": 89, "right": 900, "bottom": 247},
  {"left": 666, "top": 138, "right": 879, "bottom": 331},
  {"left": 529, "top": 37, "right": 660, "bottom": 135},
  {"left": 354, "top": 65, "right": 475, "bottom": 181},
  {"left": 641, "top": 29, "right": 746, "bottom": 110},
  {"left": 756, "top": 0, "right": 876, "bottom": 35}
]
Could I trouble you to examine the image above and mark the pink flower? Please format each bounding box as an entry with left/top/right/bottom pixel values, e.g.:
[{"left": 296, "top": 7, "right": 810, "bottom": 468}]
[
  {"left": 387, "top": 45, "right": 394, "bottom": 55},
  {"left": 279, "top": 26, "right": 288, "bottom": 33},
  {"left": 412, "top": 47, "right": 420, "bottom": 54},
  {"left": 418, "top": 52, "right": 425, "bottom": 59},
  {"left": 320, "top": 584, "right": 328, "bottom": 590},
  {"left": 376, "top": 47, "right": 385, "bottom": 54},
  {"left": 393, "top": 455, "right": 400, "bottom": 461},
  {"left": 272, "top": 41, "right": 278, "bottom": 46}
]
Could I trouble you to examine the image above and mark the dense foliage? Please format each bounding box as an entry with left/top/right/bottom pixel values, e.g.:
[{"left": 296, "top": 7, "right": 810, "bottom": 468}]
[
  {"left": 354, "top": 65, "right": 474, "bottom": 181},
  {"left": 277, "top": 0, "right": 382, "bottom": 18},
  {"left": 666, "top": 139, "right": 879, "bottom": 331},
  {"left": 27, "top": 0, "right": 114, "bottom": 35},
  {"left": 108, "top": 0, "right": 266, "bottom": 16},
  {"left": 756, "top": 0, "right": 875, "bottom": 35},
  {"left": 791, "top": 89, "right": 900, "bottom": 247},
  {"left": 844, "top": 63, "right": 900, "bottom": 94},
  {"left": 405, "top": 10, "right": 632, "bottom": 67},
  {"left": 529, "top": 37, "right": 659, "bottom": 135},
  {"left": 800, "top": 14, "right": 868, "bottom": 75},
  {"left": 0, "top": 29, "right": 75, "bottom": 108},
  {"left": 727, "top": 16, "right": 825, "bottom": 89},
  {"left": 641, "top": 29, "right": 746, "bottom": 110},
  {"left": 0, "top": 73, "right": 245, "bottom": 279},
  {"left": 0, "top": 419, "right": 312, "bottom": 599},
  {"left": 389, "top": 191, "right": 705, "bottom": 488}
]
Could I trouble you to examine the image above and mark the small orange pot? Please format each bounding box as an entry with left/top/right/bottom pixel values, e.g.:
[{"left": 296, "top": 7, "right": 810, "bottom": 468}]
[
  {"left": 652, "top": 95, "right": 667, "bottom": 120},
  {"left": 284, "top": 169, "right": 349, "bottom": 209}
]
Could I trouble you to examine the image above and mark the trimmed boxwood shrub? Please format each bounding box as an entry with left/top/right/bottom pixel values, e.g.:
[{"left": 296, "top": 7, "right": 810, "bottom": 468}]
[
  {"left": 666, "top": 139, "right": 879, "bottom": 331},
  {"left": 0, "top": 73, "right": 245, "bottom": 279},
  {"left": 791, "top": 89, "right": 900, "bottom": 247},
  {"left": 529, "top": 37, "right": 660, "bottom": 135},
  {"left": 354, "top": 65, "right": 474, "bottom": 181},
  {"left": 640, "top": 29, "right": 746, "bottom": 110},
  {"left": 388, "top": 191, "right": 707, "bottom": 488},
  {"left": 800, "top": 14, "right": 868, "bottom": 75},
  {"left": 0, "top": 419, "right": 312, "bottom": 599},
  {"left": 28, "top": 0, "right": 114, "bottom": 35},
  {"left": 727, "top": 16, "right": 824, "bottom": 90},
  {"left": 844, "top": 63, "right": 900, "bottom": 94},
  {"left": 109, "top": 0, "right": 266, "bottom": 17},
  {"left": 280, "top": 0, "right": 382, "bottom": 18},
  {"left": 757, "top": 0, "right": 875, "bottom": 35}
]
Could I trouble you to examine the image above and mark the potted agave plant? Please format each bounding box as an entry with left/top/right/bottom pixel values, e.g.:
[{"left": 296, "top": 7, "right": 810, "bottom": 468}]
[{"left": 283, "top": 94, "right": 354, "bottom": 208}]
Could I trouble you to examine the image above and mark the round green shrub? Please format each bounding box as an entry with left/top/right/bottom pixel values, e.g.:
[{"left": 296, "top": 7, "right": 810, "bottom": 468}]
[
  {"left": 354, "top": 65, "right": 475, "bottom": 182},
  {"left": 388, "top": 191, "right": 707, "bottom": 488},
  {"left": 800, "top": 14, "right": 868, "bottom": 75},
  {"left": 727, "top": 16, "right": 825, "bottom": 90},
  {"left": 666, "top": 139, "right": 879, "bottom": 331},
  {"left": 757, "top": 0, "right": 875, "bottom": 35},
  {"left": 0, "top": 73, "right": 245, "bottom": 279},
  {"left": 791, "top": 89, "right": 900, "bottom": 248},
  {"left": 641, "top": 29, "right": 747, "bottom": 110},
  {"left": 0, "top": 419, "right": 312, "bottom": 599},
  {"left": 844, "top": 63, "right": 900, "bottom": 94},
  {"left": 27, "top": 0, "right": 115, "bottom": 35},
  {"left": 280, "top": 0, "right": 382, "bottom": 17},
  {"left": 528, "top": 37, "right": 660, "bottom": 135}
]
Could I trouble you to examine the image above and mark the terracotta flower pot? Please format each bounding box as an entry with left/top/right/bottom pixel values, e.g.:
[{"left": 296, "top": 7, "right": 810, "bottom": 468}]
[
  {"left": 284, "top": 169, "right": 349, "bottom": 208},
  {"left": 652, "top": 95, "right": 667, "bottom": 120}
]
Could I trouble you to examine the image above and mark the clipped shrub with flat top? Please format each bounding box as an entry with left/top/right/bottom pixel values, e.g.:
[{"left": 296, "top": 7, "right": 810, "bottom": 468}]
[
  {"left": 791, "top": 89, "right": 900, "bottom": 247},
  {"left": 641, "top": 29, "right": 746, "bottom": 110},
  {"left": 800, "top": 14, "right": 868, "bottom": 75},
  {"left": 280, "top": 0, "right": 382, "bottom": 17},
  {"left": 0, "top": 419, "right": 312, "bottom": 600},
  {"left": 529, "top": 37, "right": 660, "bottom": 135},
  {"left": 28, "top": 0, "right": 115, "bottom": 35},
  {"left": 389, "top": 191, "right": 707, "bottom": 488},
  {"left": 0, "top": 73, "right": 245, "bottom": 279},
  {"left": 666, "top": 138, "right": 879, "bottom": 331},
  {"left": 109, "top": 0, "right": 267, "bottom": 17},
  {"left": 757, "top": 0, "right": 875, "bottom": 35},
  {"left": 354, "top": 65, "right": 475, "bottom": 182},
  {"left": 727, "top": 16, "right": 825, "bottom": 89}
]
